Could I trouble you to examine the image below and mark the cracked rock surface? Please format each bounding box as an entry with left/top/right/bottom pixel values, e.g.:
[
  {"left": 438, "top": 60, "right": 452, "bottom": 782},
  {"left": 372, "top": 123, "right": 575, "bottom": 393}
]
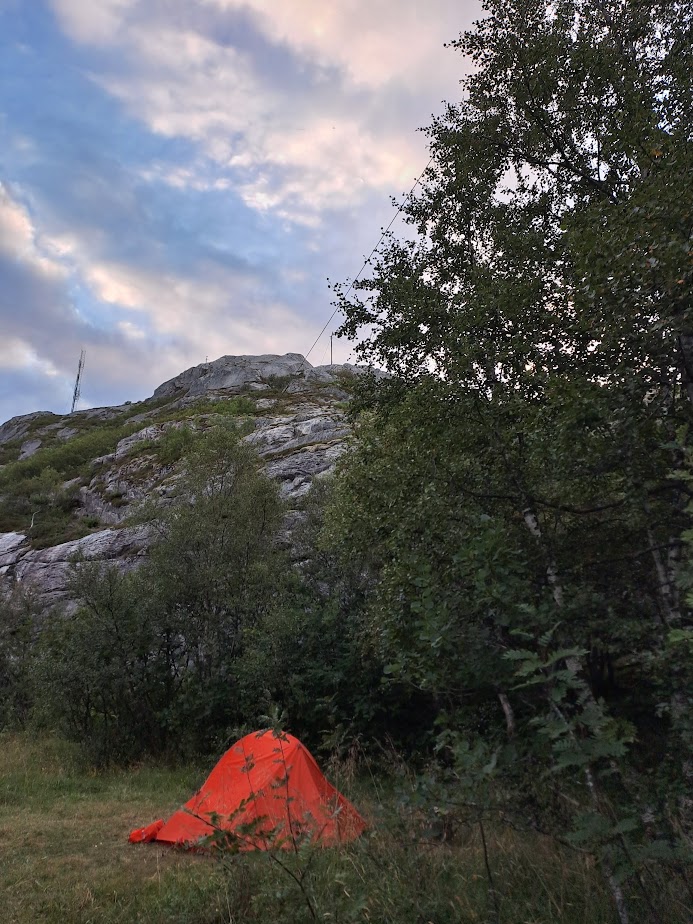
[{"left": 0, "top": 354, "right": 368, "bottom": 609}]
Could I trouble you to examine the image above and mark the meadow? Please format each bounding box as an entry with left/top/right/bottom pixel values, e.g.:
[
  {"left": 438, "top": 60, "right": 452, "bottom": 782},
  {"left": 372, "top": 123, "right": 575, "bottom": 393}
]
[{"left": 1, "top": 732, "right": 634, "bottom": 924}]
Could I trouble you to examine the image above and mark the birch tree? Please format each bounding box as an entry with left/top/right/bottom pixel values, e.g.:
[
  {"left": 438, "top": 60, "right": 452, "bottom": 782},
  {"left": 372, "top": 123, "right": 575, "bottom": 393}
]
[{"left": 333, "top": 1, "right": 693, "bottom": 918}]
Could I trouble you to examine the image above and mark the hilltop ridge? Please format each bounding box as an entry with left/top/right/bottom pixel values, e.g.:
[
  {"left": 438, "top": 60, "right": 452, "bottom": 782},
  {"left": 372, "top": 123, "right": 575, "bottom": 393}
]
[{"left": 0, "top": 353, "right": 373, "bottom": 608}]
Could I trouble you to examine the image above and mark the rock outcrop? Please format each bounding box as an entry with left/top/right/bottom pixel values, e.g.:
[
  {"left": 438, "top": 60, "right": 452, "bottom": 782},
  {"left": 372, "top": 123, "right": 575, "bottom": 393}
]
[
  {"left": 153, "top": 353, "right": 309, "bottom": 398},
  {"left": 1, "top": 526, "right": 151, "bottom": 608},
  {"left": 0, "top": 354, "right": 368, "bottom": 608}
]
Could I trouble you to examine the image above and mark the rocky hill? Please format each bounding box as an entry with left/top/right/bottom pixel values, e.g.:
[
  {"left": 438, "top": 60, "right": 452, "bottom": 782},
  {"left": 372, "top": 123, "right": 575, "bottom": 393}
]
[{"left": 0, "top": 354, "right": 367, "bottom": 609}]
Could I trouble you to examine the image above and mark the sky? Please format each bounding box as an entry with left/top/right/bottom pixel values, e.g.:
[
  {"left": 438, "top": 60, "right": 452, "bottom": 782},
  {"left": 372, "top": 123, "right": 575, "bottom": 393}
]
[{"left": 0, "top": 0, "right": 482, "bottom": 423}]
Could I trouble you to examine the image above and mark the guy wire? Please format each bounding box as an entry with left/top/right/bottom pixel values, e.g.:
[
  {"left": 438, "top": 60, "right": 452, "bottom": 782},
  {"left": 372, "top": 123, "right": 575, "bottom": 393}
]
[{"left": 300, "top": 154, "right": 434, "bottom": 368}]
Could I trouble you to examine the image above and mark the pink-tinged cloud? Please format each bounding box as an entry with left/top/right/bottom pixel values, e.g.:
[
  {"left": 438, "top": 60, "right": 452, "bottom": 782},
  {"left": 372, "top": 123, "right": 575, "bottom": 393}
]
[
  {"left": 0, "top": 1, "right": 483, "bottom": 422},
  {"left": 50, "top": 0, "right": 480, "bottom": 219}
]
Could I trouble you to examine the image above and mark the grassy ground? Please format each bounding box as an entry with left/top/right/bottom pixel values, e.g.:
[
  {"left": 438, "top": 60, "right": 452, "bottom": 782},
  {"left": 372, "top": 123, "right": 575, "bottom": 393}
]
[
  {"left": 2, "top": 733, "right": 687, "bottom": 924},
  {"left": 1, "top": 734, "right": 226, "bottom": 924}
]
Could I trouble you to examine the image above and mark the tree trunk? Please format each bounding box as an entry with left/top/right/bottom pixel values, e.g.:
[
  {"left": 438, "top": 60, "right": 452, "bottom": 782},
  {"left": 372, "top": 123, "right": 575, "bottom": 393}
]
[
  {"left": 646, "top": 527, "right": 681, "bottom": 627},
  {"left": 498, "top": 691, "right": 515, "bottom": 737},
  {"left": 523, "top": 503, "right": 631, "bottom": 924}
]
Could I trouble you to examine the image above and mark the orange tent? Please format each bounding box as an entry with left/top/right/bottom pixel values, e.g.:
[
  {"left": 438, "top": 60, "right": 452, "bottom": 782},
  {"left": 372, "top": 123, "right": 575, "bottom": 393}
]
[{"left": 129, "top": 730, "right": 366, "bottom": 850}]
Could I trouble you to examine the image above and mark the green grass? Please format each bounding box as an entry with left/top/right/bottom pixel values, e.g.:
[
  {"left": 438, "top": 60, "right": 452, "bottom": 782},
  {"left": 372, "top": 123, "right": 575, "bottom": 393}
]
[
  {"left": 1, "top": 733, "right": 223, "bottom": 924},
  {"left": 0, "top": 425, "right": 142, "bottom": 488},
  {"left": 159, "top": 396, "right": 258, "bottom": 421},
  {"left": 7, "top": 732, "right": 682, "bottom": 924}
]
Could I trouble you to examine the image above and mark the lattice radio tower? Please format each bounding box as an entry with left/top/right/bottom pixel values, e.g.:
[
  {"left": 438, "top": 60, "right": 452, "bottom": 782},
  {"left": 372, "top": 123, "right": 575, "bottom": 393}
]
[{"left": 70, "top": 349, "right": 86, "bottom": 414}]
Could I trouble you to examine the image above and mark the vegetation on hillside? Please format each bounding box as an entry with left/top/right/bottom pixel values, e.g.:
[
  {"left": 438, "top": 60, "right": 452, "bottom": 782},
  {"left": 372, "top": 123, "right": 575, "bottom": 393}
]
[
  {"left": 0, "top": 393, "right": 264, "bottom": 548},
  {"left": 0, "top": 422, "right": 145, "bottom": 546}
]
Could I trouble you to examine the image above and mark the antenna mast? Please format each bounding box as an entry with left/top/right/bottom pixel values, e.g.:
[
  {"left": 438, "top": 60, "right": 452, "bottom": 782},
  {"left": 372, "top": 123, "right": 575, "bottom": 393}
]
[{"left": 70, "top": 349, "right": 86, "bottom": 414}]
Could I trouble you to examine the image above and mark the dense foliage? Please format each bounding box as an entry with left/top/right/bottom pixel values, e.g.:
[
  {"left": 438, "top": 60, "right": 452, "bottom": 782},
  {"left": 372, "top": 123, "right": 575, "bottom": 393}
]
[
  {"left": 331, "top": 1, "right": 693, "bottom": 920},
  {"left": 3, "top": 427, "right": 390, "bottom": 764},
  {"left": 28, "top": 427, "right": 289, "bottom": 761}
]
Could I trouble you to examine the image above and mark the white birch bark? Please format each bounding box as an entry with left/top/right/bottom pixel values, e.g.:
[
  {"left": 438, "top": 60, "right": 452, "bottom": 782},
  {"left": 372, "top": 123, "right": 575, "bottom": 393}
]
[
  {"left": 646, "top": 526, "right": 681, "bottom": 627},
  {"left": 497, "top": 691, "right": 515, "bottom": 737}
]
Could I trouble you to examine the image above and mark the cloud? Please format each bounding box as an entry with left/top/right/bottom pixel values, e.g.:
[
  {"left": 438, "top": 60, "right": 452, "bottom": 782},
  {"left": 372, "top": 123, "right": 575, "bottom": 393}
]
[
  {"left": 49, "top": 0, "right": 479, "bottom": 220},
  {"left": 0, "top": 183, "right": 329, "bottom": 400},
  {"left": 81, "top": 254, "right": 308, "bottom": 361},
  {"left": 0, "top": 184, "right": 160, "bottom": 418},
  {"left": 0, "top": 182, "right": 67, "bottom": 281},
  {"left": 0, "top": 1, "right": 483, "bottom": 424},
  {"left": 212, "top": 0, "right": 467, "bottom": 91},
  {"left": 49, "top": 0, "right": 136, "bottom": 45},
  {"left": 0, "top": 336, "right": 61, "bottom": 377}
]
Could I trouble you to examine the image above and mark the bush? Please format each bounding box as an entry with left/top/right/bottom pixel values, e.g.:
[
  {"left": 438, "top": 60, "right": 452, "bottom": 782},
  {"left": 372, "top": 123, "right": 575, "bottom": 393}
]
[
  {"left": 0, "top": 439, "right": 23, "bottom": 465},
  {"left": 0, "top": 590, "right": 39, "bottom": 729},
  {"left": 34, "top": 567, "right": 170, "bottom": 764},
  {"left": 35, "top": 426, "right": 291, "bottom": 762},
  {"left": 0, "top": 422, "right": 141, "bottom": 540},
  {"left": 154, "top": 426, "right": 196, "bottom": 464}
]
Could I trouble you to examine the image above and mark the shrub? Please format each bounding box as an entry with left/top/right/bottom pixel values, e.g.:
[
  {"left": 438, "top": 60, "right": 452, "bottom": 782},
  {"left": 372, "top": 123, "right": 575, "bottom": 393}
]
[
  {"left": 265, "top": 374, "right": 299, "bottom": 392},
  {"left": 155, "top": 426, "right": 196, "bottom": 465},
  {"left": 0, "top": 439, "right": 23, "bottom": 466},
  {"left": 0, "top": 590, "right": 40, "bottom": 729},
  {"left": 0, "top": 423, "right": 139, "bottom": 540},
  {"left": 35, "top": 426, "right": 291, "bottom": 761}
]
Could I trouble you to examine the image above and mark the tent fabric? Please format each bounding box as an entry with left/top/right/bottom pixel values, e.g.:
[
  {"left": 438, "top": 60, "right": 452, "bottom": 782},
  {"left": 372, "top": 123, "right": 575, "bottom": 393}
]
[
  {"left": 128, "top": 819, "right": 164, "bottom": 843},
  {"left": 129, "top": 730, "right": 366, "bottom": 850}
]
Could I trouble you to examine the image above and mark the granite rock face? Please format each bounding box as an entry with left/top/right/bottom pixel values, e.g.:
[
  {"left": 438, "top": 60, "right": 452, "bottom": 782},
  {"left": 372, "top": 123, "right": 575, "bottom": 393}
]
[
  {"left": 0, "top": 354, "right": 369, "bottom": 608},
  {"left": 2, "top": 526, "right": 151, "bottom": 608},
  {"left": 247, "top": 405, "right": 350, "bottom": 499},
  {"left": 0, "top": 411, "right": 58, "bottom": 446},
  {"left": 151, "top": 353, "right": 382, "bottom": 401},
  {"left": 153, "top": 353, "right": 309, "bottom": 398},
  {"left": 18, "top": 439, "right": 42, "bottom": 460},
  {"left": 0, "top": 532, "right": 30, "bottom": 576}
]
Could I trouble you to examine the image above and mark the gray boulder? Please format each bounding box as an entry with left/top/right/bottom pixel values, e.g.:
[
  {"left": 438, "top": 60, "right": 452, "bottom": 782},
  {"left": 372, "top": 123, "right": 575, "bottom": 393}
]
[
  {"left": 153, "top": 353, "right": 310, "bottom": 399},
  {"left": 18, "top": 438, "right": 42, "bottom": 460},
  {"left": 0, "top": 532, "right": 30, "bottom": 576}
]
